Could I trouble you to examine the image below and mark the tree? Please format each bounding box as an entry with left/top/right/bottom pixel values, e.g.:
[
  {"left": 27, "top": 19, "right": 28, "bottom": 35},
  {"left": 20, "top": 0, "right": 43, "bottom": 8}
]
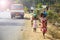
[
  {"left": 20, "top": 0, "right": 60, "bottom": 9},
  {"left": 36, "top": 3, "right": 42, "bottom": 8}
]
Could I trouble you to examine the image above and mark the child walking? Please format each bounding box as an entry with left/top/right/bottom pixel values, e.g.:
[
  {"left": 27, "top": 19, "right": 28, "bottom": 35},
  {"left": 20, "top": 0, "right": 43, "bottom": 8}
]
[
  {"left": 40, "top": 13, "right": 47, "bottom": 38},
  {"left": 31, "top": 14, "right": 37, "bottom": 32}
]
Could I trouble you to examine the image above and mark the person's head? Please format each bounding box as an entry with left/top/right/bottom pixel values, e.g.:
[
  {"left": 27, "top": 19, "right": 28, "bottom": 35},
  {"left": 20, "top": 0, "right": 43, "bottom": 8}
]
[
  {"left": 40, "top": 13, "right": 45, "bottom": 18},
  {"left": 44, "top": 10, "right": 46, "bottom": 12}
]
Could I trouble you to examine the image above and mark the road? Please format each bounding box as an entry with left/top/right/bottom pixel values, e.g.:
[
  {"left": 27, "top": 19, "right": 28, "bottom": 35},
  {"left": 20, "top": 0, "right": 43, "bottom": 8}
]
[
  {"left": 0, "top": 19, "right": 25, "bottom": 40},
  {"left": 0, "top": 11, "right": 11, "bottom": 18},
  {"left": 0, "top": 11, "right": 25, "bottom": 40}
]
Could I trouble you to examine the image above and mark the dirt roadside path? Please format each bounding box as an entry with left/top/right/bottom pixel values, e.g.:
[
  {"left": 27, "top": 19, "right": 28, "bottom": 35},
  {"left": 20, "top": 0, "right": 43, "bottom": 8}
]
[
  {"left": 22, "top": 14, "right": 53, "bottom": 40},
  {"left": 23, "top": 20, "right": 53, "bottom": 40}
]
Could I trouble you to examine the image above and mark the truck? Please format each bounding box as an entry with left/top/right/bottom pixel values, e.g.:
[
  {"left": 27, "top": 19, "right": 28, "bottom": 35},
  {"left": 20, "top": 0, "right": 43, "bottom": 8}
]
[{"left": 10, "top": 4, "right": 24, "bottom": 19}]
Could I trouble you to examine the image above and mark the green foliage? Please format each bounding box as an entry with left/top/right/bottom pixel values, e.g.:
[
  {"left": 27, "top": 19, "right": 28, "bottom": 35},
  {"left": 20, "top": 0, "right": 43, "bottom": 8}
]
[
  {"left": 53, "top": 14, "right": 58, "bottom": 20},
  {"left": 47, "top": 10, "right": 59, "bottom": 23},
  {"left": 47, "top": 10, "right": 54, "bottom": 19},
  {"left": 14, "top": 0, "right": 60, "bottom": 8},
  {"left": 51, "top": 4, "right": 60, "bottom": 13},
  {"left": 24, "top": 6, "right": 28, "bottom": 13},
  {"left": 36, "top": 3, "right": 42, "bottom": 8}
]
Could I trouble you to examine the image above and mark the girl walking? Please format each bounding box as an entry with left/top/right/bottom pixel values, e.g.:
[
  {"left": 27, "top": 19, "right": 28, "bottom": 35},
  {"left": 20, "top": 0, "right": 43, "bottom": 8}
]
[
  {"left": 40, "top": 13, "right": 47, "bottom": 38},
  {"left": 31, "top": 14, "right": 37, "bottom": 32}
]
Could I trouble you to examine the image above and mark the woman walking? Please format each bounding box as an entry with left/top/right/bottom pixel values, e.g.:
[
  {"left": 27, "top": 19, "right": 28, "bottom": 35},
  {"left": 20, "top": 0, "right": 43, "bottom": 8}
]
[{"left": 40, "top": 13, "right": 47, "bottom": 38}]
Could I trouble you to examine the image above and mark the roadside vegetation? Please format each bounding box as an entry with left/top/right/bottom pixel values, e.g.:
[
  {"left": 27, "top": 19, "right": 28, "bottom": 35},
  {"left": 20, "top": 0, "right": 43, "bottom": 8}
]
[{"left": 23, "top": 0, "right": 60, "bottom": 39}]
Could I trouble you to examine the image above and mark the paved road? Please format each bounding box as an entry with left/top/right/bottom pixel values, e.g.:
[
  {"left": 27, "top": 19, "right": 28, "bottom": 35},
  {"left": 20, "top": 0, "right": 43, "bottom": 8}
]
[{"left": 0, "top": 19, "right": 25, "bottom": 40}]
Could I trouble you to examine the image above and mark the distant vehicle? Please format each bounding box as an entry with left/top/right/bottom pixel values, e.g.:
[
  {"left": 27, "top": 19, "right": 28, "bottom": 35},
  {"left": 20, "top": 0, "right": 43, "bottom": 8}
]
[{"left": 10, "top": 4, "right": 24, "bottom": 19}]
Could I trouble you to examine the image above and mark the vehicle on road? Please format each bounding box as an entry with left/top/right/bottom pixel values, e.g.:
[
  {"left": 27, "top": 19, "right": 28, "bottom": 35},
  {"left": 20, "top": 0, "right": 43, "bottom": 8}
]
[{"left": 10, "top": 4, "right": 24, "bottom": 19}]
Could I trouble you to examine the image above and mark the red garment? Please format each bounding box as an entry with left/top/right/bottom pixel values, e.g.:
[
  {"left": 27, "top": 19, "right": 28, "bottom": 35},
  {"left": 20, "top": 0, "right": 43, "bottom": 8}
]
[
  {"left": 42, "top": 19, "right": 47, "bottom": 27},
  {"left": 40, "top": 18, "right": 47, "bottom": 33},
  {"left": 41, "top": 27, "right": 47, "bottom": 33}
]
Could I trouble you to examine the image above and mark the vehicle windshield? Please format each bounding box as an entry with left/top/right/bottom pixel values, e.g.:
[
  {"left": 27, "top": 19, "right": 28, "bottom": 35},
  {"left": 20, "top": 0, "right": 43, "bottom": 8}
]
[{"left": 11, "top": 4, "right": 23, "bottom": 10}]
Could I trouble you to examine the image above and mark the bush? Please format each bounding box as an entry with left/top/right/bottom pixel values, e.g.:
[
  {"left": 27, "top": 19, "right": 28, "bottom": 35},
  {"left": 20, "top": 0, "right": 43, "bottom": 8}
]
[
  {"left": 47, "top": 10, "right": 59, "bottom": 23},
  {"left": 51, "top": 4, "right": 60, "bottom": 13},
  {"left": 47, "top": 10, "right": 54, "bottom": 23}
]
